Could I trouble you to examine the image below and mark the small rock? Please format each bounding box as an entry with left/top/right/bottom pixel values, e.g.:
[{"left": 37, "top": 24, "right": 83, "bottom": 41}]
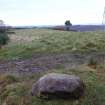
[{"left": 31, "top": 73, "right": 85, "bottom": 99}]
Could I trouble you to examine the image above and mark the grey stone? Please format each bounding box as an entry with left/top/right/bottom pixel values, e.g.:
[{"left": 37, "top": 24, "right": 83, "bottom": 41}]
[{"left": 31, "top": 73, "right": 85, "bottom": 99}]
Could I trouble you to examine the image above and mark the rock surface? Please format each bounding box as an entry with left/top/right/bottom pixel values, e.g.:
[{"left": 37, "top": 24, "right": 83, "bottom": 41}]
[{"left": 31, "top": 73, "right": 85, "bottom": 99}]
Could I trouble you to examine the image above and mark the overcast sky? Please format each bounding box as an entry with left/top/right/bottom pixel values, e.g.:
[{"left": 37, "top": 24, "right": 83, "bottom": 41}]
[{"left": 0, "top": 0, "right": 105, "bottom": 26}]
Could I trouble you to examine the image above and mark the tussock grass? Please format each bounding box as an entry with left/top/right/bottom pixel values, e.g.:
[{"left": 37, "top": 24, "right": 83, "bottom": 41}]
[
  {"left": 0, "top": 29, "right": 105, "bottom": 59},
  {"left": 1, "top": 64, "right": 105, "bottom": 105}
]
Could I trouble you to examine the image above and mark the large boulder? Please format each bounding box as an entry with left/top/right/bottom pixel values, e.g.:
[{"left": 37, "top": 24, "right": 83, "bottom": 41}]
[{"left": 31, "top": 73, "right": 85, "bottom": 99}]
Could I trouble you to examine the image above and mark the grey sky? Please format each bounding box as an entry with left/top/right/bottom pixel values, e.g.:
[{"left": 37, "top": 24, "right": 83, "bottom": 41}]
[{"left": 0, "top": 0, "right": 105, "bottom": 26}]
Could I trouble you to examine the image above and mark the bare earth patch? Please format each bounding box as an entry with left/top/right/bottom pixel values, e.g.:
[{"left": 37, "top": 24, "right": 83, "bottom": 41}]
[{"left": 0, "top": 52, "right": 105, "bottom": 75}]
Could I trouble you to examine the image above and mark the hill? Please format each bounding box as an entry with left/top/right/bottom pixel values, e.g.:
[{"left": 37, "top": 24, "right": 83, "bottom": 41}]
[{"left": 50, "top": 25, "right": 104, "bottom": 32}]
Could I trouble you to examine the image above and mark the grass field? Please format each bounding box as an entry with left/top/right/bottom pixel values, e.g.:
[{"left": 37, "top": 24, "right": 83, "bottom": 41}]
[
  {"left": 0, "top": 29, "right": 105, "bottom": 59},
  {"left": 0, "top": 29, "right": 105, "bottom": 105}
]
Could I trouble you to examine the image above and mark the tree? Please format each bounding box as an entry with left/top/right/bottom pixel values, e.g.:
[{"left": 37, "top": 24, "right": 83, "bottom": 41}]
[{"left": 65, "top": 20, "right": 72, "bottom": 31}]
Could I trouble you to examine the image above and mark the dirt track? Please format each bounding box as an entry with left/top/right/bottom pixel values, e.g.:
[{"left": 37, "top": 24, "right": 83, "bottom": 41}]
[{"left": 0, "top": 52, "right": 105, "bottom": 75}]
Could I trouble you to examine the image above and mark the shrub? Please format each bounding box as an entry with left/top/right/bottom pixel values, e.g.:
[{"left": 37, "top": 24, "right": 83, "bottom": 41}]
[{"left": 0, "top": 28, "right": 9, "bottom": 47}]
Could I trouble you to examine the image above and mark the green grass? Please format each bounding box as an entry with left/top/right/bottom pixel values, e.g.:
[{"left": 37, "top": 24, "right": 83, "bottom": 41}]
[
  {"left": 0, "top": 29, "right": 105, "bottom": 105},
  {"left": 0, "top": 29, "right": 105, "bottom": 59}
]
